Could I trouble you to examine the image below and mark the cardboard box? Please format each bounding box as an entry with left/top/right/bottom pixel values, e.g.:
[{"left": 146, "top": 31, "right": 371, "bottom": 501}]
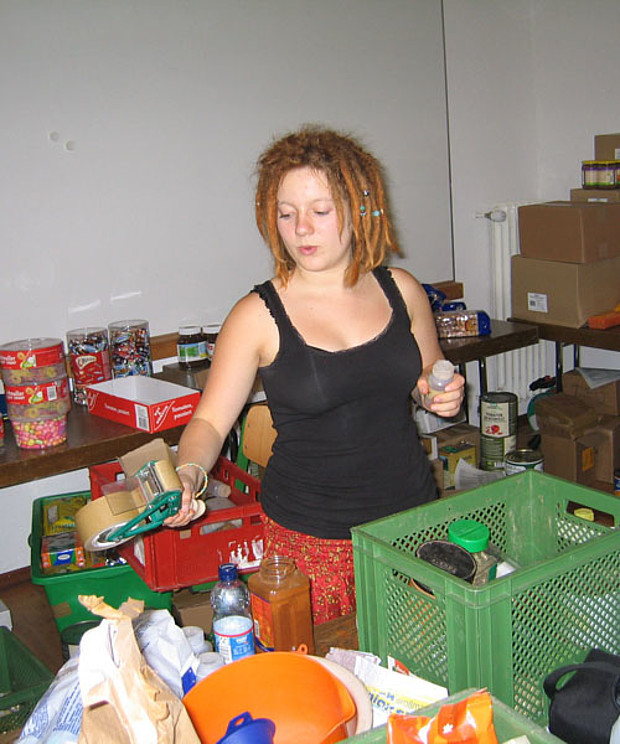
[
  {"left": 518, "top": 202, "right": 620, "bottom": 263},
  {"left": 172, "top": 588, "right": 214, "bottom": 634},
  {"left": 511, "top": 254, "right": 620, "bottom": 328},
  {"left": 595, "top": 133, "right": 620, "bottom": 161},
  {"left": 439, "top": 443, "right": 477, "bottom": 490},
  {"left": 570, "top": 188, "right": 620, "bottom": 204},
  {"left": 436, "top": 422, "right": 480, "bottom": 453},
  {"left": 590, "top": 415, "right": 620, "bottom": 484},
  {"left": 86, "top": 377, "right": 200, "bottom": 432},
  {"left": 535, "top": 393, "right": 600, "bottom": 439},
  {"left": 540, "top": 432, "right": 600, "bottom": 486},
  {"left": 562, "top": 369, "right": 620, "bottom": 416}
]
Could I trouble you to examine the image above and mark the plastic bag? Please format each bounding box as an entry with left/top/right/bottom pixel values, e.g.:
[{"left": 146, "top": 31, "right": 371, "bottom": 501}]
[
  {"left": 77, "top": 595, "right": 200, "bottom": 744},
  {"left": 132, "top": 608, "right": 200, "bottom": 698},
  {"left": 17, "top": 657, "right": 82, "bottom": 744},
  {"left": 387, "top": 689, "right": 499, "bottom": 744}
]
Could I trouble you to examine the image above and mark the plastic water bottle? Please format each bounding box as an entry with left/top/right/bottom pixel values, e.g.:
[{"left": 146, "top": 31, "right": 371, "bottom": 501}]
[
  {"left": 427, "top": 359, "right": 455, "bottom": 400},
  {"left": 210, "top": 563, "right": 255, "bottom": 664}
]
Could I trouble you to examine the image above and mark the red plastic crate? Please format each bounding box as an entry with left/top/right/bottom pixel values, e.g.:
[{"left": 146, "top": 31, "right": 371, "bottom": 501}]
[{"left": 89, "top": 456, "right": 264, "bottom": 591}]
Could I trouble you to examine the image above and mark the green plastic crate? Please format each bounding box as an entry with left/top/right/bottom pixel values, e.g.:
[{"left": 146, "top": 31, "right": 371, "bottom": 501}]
[
  {"left": 0, "top": 627, "right": 54, "bottom": 734},
  {"left": 352, "top": 471, "right": 620, "bottom": 726},
  {"left": 31, "top": 492, "right": 172, "bottom": 633},
  {"left": 343, "top": 689, "right": 563, "bottom": 742}
]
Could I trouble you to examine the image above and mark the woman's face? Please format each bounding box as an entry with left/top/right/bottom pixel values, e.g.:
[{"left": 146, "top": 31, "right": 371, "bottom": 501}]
[{"left": 276, "top": 166, "right": 353, "bottom": 277}]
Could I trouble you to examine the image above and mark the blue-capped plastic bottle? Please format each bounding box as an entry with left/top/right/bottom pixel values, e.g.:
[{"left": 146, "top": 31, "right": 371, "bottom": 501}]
[{"left": 210, "top": 563, "right": 255, "bottom": 664}]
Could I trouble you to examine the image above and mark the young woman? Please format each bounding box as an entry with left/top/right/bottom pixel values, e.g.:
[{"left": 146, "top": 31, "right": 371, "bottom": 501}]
[{"left": 170, "top": 125, "right": 465, "bottom": 623}]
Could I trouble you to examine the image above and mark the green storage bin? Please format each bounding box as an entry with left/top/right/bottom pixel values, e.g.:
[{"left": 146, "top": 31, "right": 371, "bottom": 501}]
[
  {"left": 31, "top": 491, "right": 172, "bottom": 633},
  {"left": 343, "top": 689, "right": 563, "bottom": 742},
  {"left": 352, "top": 470, "right": 620, "bottom": 725},
  {"left": 0, "top": 626, "right": 54, "bottom": 734}
]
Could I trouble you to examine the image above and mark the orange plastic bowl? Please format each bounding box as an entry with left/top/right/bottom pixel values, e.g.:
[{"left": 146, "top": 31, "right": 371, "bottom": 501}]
[{"left": 183, "top": 652, "right": 356, "bottom": 744}]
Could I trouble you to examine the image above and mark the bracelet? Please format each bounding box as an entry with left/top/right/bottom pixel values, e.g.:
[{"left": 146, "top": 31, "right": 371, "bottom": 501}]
[{"left": 175, "top": 462, "right": 209, "bottom": 498}]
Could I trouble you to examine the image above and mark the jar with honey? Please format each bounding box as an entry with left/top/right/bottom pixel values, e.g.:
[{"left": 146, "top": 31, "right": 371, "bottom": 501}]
[{"left": 248, "top": 555, "right": 315, "bottom": 654}]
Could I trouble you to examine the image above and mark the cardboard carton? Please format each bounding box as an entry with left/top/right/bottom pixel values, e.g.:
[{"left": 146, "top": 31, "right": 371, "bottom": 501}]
[
  {"left": 172, "top": 588, "right": 214, "bottom": 634},
  {"left": 518, "top": 202, "right": 620, "bottom": 263},
  {"left": 594, "top": 133, "right": 620, "bottom": 161},
  {"left": 535, "top": 393, "right": 600, "bottom": 439},
  {"left": 439, "top": 443, "right": 477, "bottom": 490},
  {"left": 570, "top": 188, "right": 620, "bottom": 204},
  {"left": 562, "top": 369, "right": 620, "bottom": 416},
  {"left": 511, "top": 254, "right": 620, "bottom": 328},
  {"left": 589, "top": 414, "right": 620, "bottom": 484},
  {"left": 86, "top": 376, "right": 200, "bottom": 432},
  {"left": 540, "top": 431, "right": 601, "bottom": 486}
]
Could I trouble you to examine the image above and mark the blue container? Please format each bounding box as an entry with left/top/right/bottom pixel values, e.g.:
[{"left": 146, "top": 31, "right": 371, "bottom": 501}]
[{"left": 216, "top": 712, "right": 275, "bottom": 744}]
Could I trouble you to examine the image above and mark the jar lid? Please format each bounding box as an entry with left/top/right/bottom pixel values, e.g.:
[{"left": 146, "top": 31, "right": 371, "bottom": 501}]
[
  {"left": 448, "top": 519, "right": 490, "bottom": 552},
  {"left": 179, "top": 325, "right": 202, "bottom": 336},
  {"left": 415, "top": 540, "right": 476, "bottom": 582}
]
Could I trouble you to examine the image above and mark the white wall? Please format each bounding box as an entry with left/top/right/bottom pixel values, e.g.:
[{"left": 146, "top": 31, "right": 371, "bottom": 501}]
[
  {"left": 444, "top": 0, "right": 619, "bottom": 410},
  {"left": 2, "top": 0, "right": 620, "bottom": 573}
]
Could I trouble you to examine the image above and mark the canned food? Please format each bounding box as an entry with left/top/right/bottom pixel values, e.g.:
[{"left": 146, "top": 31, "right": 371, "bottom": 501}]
[
  {"left": 480, "top": 392, "right": 518, "bottom": 471},
  {"left": 505, "top": 448, "right": 544, "bottom": 476}
]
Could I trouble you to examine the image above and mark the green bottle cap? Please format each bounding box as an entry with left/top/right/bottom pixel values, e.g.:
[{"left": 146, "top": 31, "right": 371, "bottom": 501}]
[{"left": 448, "top": 519, "right": 490, "bottom": 552}]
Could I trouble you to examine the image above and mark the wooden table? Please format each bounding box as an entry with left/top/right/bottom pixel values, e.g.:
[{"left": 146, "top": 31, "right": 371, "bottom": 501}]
[
  {"left": 510, "top": 319, "right": 620, "bottom": 391},
  {"left": 0, "top": 319, "right": 539, "bottom": 490},
  {"left": 440, "top": 318, "right": 538, "bottom": 396},
  {"left": 0, "top": 407, "right": 185, "bottom": 489}
]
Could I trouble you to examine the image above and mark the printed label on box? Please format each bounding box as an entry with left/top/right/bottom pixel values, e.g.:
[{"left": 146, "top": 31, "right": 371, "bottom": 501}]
[{"left": 527, "top": 292, "right": 548, "bottom": 313}]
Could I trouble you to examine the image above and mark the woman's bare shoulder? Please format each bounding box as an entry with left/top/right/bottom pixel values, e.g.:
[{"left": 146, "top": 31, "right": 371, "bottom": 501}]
[{"left": 385, "top": 267, "right": 428, "bottom": 310}]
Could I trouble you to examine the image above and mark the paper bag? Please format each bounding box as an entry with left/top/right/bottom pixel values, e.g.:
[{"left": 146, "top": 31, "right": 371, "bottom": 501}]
[{"left": 77, "top": 595, "right": 200, "bottom": 744}]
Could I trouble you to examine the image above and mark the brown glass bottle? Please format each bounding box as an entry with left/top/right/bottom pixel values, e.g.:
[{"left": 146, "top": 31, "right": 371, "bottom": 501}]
[{"left": 248, "top": 555, "right": 315, "bottom": 654}]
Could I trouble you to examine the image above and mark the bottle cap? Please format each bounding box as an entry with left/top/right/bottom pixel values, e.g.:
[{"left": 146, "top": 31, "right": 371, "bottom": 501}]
[
  {"left": 448, "top": 519, "right": 490, "bottom": 552},
  {"left": 432, "top": 359, "right": 454, "bottom": 381},
  {"left": 218, "top": 562, "right": 238, "bottom": 582}
]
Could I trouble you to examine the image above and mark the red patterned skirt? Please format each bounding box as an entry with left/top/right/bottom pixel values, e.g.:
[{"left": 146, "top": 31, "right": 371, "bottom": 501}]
[{"left": 261, "top": 514, "right": 356, "bottom": 625}]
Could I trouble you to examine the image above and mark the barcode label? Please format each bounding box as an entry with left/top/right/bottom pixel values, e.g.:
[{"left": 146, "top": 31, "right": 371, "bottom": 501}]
[
  {"left": 135, "top": 404, "right": 150, "bottom": 431},
  {"left": 527, "top": 292, "right": 548, "bottom": 313}
]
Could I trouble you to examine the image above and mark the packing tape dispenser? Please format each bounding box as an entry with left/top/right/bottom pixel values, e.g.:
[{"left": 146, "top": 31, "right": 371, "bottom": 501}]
[{"left": 75, "top": 457, "right": 206, "bottom": 551}]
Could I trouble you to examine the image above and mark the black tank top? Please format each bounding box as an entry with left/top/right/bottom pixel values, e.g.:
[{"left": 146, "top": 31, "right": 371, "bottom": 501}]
[{"left": 252, "top": 265, "right": 437, "bottom": 539}]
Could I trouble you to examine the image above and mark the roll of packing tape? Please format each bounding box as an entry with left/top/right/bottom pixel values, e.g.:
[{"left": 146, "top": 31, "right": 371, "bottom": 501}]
[{"left": 75, "top": 491, "right": 144, "bottom": 551}]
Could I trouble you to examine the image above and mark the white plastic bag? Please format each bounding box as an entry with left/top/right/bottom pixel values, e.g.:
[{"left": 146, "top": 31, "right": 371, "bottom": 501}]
[
  {"left": 132, "top": 608, "right": 200, "bottom": 698},
  {"left": 17, "top": 657, "right": 82, "bottom": 744}
]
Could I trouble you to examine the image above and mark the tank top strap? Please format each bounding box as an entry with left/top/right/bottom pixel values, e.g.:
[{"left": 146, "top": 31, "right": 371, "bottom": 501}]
[
  {"left": 372, "top": 265, "right": 410, "bottom": 322},
  {"left": 252, "top": 280, "right": 296, "bottom": 336}
]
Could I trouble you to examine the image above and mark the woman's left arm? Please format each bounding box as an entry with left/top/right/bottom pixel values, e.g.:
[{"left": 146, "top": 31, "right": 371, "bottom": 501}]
[{"left": 389, "top": 268, "right": 465, "bottom": 418}]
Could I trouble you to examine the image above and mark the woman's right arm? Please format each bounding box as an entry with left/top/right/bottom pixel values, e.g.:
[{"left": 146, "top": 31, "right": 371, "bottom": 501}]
[{"left": 166, "top": 291, "right": 273, "bottom": 526}]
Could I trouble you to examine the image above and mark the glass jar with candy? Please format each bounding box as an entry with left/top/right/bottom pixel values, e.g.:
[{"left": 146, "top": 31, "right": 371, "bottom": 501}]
[
  {"left": 108, "top": 319, "right": 152, "bottom": 377},
  {"left": 66, "top": 327, "right": 112, "bottom": 405}
]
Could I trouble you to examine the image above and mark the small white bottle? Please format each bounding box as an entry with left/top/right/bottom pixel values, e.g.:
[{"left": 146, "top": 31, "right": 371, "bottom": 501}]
[{"left": 427, "top": 359, "right": 455, "bottom": 399}]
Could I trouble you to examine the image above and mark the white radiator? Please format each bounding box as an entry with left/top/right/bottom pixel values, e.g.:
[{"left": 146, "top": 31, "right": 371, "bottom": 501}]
[{"left": 486, "top": 202, "right": 547, "bottom": 411}]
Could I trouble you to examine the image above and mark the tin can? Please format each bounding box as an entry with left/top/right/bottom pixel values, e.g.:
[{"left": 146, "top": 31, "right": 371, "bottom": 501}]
[
  {"left": 505, "top": 448, "right": 544, "bottom": 476},
  {"left": 480, "top": 392, "right": 517, "bottom": 471}
]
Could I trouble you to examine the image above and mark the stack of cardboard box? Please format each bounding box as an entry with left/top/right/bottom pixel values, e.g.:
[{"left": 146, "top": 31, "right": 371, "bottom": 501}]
[
  {"left": 511, "top": 133, "right": 620, "bottom": 328},
  {"left": 536, "top": 370, "right": 620, "bottom": 488}
]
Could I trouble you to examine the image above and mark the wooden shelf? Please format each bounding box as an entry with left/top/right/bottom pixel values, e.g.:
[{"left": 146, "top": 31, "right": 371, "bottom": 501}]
[
  {"left": 0, "top": 318, "right": 538, "bottom": 490},
  {"left": 510, "top": 318, "right": 620, "bottom": 353},
  {"left": 0, "top": 407, "right": 184, "bottom": 489}
]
